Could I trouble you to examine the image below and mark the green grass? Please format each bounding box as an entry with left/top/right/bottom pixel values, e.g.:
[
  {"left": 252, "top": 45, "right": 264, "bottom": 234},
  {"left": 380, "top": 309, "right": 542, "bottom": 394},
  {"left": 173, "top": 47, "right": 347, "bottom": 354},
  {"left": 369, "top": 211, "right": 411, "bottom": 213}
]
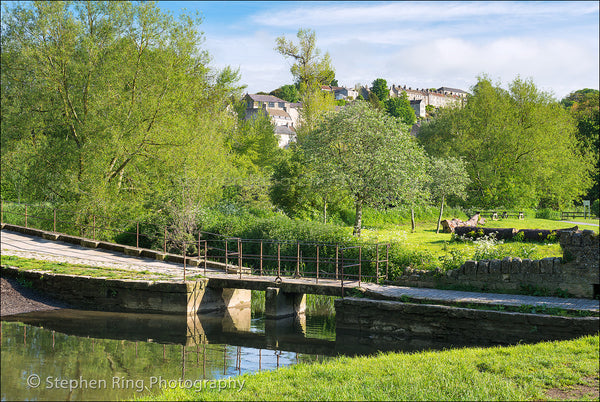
[
  {"left": 359, "top": 217, "right": 598, "bottom": 268},
  {"left": 142, "top": 334, "right": 599, "bottom": 401},
  {"left": 0, "top": 255, "right": 176, "bottom": 281}
]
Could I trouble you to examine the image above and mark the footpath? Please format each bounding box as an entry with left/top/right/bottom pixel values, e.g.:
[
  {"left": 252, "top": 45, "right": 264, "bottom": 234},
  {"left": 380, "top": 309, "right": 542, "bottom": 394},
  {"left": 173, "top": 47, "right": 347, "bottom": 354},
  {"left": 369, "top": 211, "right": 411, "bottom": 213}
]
[{"left": 1, "top": 229, "right": 598, "bottom": 313}]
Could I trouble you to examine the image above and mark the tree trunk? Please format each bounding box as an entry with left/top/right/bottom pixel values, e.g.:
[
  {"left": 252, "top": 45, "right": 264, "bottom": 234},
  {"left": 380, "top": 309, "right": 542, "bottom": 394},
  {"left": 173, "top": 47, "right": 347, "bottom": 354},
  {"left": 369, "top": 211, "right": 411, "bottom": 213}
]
[
  {"left": 323, "top": 199, "right": 327, "bottom": 224},
  {"left": 353, "top": 199, "right": 363, "bottom": 237},
  {"left": 411, "top": 207, "right": 416, "bottom": 233},
  {"left": 436, "top": 195, "right": 445, "bottom": 234}
]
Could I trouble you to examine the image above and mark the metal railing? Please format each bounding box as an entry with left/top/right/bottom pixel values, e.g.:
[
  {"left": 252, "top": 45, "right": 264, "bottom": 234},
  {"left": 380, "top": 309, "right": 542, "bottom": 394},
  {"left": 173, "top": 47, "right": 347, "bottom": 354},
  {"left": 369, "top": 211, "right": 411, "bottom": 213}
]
[{"left": 1, "top": 200, "right": 389, "bottom": 290}]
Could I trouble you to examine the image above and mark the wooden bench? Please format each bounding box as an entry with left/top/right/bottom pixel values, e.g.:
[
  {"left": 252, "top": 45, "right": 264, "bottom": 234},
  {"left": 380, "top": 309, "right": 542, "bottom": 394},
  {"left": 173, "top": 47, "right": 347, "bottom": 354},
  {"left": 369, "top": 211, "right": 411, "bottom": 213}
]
[{"left": 476, "top": 211, "right": 524, "bottom": 220}]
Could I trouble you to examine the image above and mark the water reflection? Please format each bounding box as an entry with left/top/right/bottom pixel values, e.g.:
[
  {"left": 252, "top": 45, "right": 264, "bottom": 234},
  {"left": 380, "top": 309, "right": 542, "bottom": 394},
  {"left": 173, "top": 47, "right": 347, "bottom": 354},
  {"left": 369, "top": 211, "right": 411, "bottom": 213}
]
[
  {"left": 1, "top": 309, "right": 334, "bottom": 401},
  {"left": 2, "top": 305, "right": 505, "bottom": 401}
]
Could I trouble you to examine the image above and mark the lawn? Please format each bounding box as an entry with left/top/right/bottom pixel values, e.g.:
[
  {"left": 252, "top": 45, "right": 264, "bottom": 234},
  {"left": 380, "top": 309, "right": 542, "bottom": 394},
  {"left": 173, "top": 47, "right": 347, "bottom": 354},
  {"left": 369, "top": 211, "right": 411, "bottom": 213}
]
[
  {"left": 358, "top": 217, "right": 598, "bottom": 263},
  {"left": 142, "top": 334, "right": 599, "bottom": 401}
]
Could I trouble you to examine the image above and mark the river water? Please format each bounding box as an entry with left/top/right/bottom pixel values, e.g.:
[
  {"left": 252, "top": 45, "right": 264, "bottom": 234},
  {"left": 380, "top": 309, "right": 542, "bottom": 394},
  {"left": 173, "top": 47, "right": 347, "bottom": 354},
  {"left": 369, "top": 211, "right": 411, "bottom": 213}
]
[
  {"left": 1, "top": 299, "right": 502, "bottom": 401},
  {"left": 1, "top": 300, "right": 352, "bottom": 401}
]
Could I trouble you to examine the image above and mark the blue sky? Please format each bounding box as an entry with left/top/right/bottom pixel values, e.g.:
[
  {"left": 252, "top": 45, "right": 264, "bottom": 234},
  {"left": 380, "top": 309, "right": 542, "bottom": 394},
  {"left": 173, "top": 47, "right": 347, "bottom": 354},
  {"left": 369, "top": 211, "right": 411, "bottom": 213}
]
[{"left": 156, "top": 1, "right": 599, "bottom": 99}]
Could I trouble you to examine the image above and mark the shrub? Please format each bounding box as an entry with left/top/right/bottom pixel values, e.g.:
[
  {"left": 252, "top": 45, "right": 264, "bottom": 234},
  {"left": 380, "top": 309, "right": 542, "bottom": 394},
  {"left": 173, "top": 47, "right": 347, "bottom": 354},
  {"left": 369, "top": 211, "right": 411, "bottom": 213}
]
[
  {"left": 592, "top": 199, "right": 599, "bottom": 218},
  {"left": 535, "top": 208, "right": 561, "bottom": 220}
]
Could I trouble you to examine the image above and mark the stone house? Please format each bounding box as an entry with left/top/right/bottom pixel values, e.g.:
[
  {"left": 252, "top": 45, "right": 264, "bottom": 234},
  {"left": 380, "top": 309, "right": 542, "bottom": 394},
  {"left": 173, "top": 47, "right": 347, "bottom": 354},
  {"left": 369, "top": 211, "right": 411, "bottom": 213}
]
[
  {"left": 321, "top": 85, "right": 358, "bottom": 100},
  {"left": 243, "top": 94, "right": 301, "bottom": 148}
]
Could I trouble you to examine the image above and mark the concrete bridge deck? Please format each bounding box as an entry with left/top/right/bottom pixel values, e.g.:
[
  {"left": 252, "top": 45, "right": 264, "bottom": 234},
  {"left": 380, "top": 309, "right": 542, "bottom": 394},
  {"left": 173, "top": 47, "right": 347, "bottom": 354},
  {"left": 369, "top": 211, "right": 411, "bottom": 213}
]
[{"left": 1, "top": 228, "right": 598, "bottom": 313}]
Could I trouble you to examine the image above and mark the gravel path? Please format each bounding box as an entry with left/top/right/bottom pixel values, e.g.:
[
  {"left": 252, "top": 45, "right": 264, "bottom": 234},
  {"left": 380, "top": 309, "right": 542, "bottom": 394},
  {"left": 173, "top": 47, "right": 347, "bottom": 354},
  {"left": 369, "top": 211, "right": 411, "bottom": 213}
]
[{"left": 1, "top": 277, "right": 71, "bottom": 317}]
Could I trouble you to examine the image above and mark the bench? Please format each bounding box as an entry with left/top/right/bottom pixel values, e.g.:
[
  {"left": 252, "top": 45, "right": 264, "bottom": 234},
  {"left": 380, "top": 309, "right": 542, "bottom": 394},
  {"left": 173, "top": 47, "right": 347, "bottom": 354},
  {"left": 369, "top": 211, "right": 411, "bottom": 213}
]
[{"left": 476, "top": 211, "right": 524, "bottom": 220}]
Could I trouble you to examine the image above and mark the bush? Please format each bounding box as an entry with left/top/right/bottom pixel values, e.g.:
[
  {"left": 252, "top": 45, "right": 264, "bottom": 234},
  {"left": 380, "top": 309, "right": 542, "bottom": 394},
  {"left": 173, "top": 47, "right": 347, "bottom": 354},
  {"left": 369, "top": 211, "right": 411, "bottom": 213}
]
[
  {"left": 535, "top": 208, "right": 561, "bottom": 220},
  {"left": 592, "top": 199, "right": 599, "bottom": 218}
]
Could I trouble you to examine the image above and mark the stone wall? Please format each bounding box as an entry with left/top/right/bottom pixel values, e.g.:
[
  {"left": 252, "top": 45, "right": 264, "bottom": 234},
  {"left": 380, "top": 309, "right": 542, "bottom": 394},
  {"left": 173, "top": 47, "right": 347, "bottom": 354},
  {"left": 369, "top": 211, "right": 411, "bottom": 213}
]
[
  {"left": 1, "top": 266, "right": 249, "bottom": 314},
  {"left": 394, "top": 230, "right": 599, "bottom": 298},
  {"left": 336, "top": 298, "right": 599, "bottom": 345}
]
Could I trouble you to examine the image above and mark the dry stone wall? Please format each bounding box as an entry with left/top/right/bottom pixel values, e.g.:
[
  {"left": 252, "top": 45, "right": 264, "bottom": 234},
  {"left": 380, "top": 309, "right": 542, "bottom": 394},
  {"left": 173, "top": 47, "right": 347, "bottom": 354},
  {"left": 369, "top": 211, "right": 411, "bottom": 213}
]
[{"left": 394, "top": 230, "right": 599, "bottom": 298}]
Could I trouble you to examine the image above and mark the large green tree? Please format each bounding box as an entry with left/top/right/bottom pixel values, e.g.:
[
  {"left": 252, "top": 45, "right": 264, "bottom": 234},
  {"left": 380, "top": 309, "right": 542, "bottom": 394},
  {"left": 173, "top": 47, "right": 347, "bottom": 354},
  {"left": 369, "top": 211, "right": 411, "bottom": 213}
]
[
  {"left": 418, "top": 76, "right": 592, "bottom": 209},
  {"left": 561, "top": 89, "right": 599, "bottom": 201},
  {"left": 275, "top": 28, "right": 335, "bottom": 132},
  {"left": 385, "top": 92, "right": 416, "bottom": 125},
  {"left": 270, "top": 84, "right": 300, "bottom": 103},
  {"left": 301, "top": 101, "right": 429, "bottom": 236},
  {"left": 371, "top": 78, "right": 389, "bottom": 102},
  {"left": 1, "top": 1, "right": 243, "bottom": 221}
]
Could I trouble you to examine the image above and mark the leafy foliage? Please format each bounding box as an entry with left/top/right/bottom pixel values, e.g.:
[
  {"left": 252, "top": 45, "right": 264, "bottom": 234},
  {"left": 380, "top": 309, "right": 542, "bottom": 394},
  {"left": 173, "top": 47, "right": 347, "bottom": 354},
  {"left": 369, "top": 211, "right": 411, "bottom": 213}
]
[
  {"left": 371, "top": 78, "right": 389, "bottom": 101},
  {"left": 1, "top": 1, "right": 244, "bottom": 224},
  {"left": 418, "top": 76, "right": 592, "bottom": 209},
  {"left": 301, "top": 101, "right": 429, "bottom": 236},
  {"left": 270, "top": 84, "right": 300, "bottom": 103},
  {"left": 561, "top": 88, "right": 599, "bottom": 201},
  {"left": 384, "top": 92, "right": 416, "bottom": 125}
]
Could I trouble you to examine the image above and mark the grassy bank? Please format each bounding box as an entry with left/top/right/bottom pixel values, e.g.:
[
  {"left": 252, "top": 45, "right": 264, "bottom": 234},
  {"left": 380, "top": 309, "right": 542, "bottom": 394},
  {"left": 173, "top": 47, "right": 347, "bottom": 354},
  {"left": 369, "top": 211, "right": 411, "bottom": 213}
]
[
  {"left": 0, "top": 255, "right": 180, "bottom": 281},
  {"left": 143, "top": 334, "right": 599, "bottom": 401}
]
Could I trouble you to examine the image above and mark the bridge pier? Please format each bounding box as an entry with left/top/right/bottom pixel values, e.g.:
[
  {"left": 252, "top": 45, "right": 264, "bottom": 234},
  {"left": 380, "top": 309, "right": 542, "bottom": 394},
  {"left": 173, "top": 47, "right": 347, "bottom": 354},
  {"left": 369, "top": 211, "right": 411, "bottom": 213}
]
[
  {"left": 197, "top": 287, "right": 251, "bottom": 313},
  {"left": 264, "top": 287, "right": 306, "bottom": 319}
]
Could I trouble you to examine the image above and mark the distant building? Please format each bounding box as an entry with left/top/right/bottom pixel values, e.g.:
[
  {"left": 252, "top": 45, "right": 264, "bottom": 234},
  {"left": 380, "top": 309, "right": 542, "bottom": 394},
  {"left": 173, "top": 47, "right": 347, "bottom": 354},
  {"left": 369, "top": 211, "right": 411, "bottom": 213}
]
[
  {"left": 321, "top": 85, "right": 358, "bottom": 100},
  {"left": 243, "top": 94, "right": 301, "bottom": 148}
]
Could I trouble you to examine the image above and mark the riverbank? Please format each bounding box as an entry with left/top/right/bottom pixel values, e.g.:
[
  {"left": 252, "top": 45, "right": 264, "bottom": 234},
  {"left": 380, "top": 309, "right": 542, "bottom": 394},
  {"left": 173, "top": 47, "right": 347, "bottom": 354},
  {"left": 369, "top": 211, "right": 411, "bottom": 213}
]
[
  {"left": 1, "top": 277, "right": 71, "bottom": 316},
  {"left": 142, "top": 334, "right": 599, "bottom": 401}
]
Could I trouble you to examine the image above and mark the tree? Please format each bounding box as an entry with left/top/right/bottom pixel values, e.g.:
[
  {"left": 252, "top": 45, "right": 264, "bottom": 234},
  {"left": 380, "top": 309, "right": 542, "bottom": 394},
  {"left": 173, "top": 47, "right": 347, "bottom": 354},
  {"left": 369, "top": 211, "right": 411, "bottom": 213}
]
[
  {"left": 368, "top": 91, "right": 383, "bottom": 111},
  {"left": 371, "top": 78, "right": 389, "bottom": 101},
  {"left": 270, "top": 84, "right": 300, "bottom": 103},
  {"left": 429, "top": 157, "right": 470, "bottom": 233},
  {"left": 301, "top": 101, "right": 429, "bottom": 236},
  {"left": 275, "top": 28, "right": 335, "bottom": 90},
  {"left": 384, "top": 92, "right": 416, "bottom": 125},
  {"left": 561, "top": 89, "right": 599, "bottom": 201},
  {"left": 1, "top": 1, "right": 243, "bottom": 223},
  {"left": 275, "top": 28, "right": 336, "bottom": 132},
  {"left": 418, "top": 76, "right": 592, "bottom": 209}
]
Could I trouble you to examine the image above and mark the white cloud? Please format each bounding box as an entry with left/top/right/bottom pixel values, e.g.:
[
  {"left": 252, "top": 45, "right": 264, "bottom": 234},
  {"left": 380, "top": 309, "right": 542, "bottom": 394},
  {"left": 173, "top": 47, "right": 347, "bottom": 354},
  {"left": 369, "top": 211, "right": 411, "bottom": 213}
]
[
  {"left": 198, "top": 1, "right": 599, "bottom": 98},
  {"left": 251, "top": 1, "right": 598, "bottom": 28}
]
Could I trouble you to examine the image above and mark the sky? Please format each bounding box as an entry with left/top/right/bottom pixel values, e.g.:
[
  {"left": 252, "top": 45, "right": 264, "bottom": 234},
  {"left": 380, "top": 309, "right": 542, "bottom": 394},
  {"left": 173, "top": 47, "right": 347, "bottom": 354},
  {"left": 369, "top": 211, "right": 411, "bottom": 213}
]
[{"left": 159, "top": 1, "right": 600, "bottom": 99}]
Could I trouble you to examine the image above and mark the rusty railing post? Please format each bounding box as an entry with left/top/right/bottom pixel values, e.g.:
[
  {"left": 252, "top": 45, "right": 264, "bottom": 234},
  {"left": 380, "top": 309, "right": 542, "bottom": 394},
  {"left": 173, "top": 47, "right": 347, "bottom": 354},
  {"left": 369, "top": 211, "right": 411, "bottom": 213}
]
[
  {"left": 376, "top": 245, "right": 380, "bottom": 283},
  {"left": 335, "top": 244, "right": 339, "bottom": 280},
  {"left": 277, "top": 243, "right": 281, "bottom": 278},
  {"left": 136, "top": 222, "right": 139, "bottom": 248},
  {"left": 203, "top": 240, "right": 207, "bottom": 276},
  {"left": 316, "top": 245, "right": 319, "bottom": 284},
  {"left": 386, "top": 244, "right": 389, "bottom": 280},
  {"left": 183, "top": 242, "right": 187, "bottom": 282},
  {"left": 340, "top": 248, "right": 344, "bottom": 298},
  {"left": 225, "top": 239, "right": 229, "bottom": 274},
  {"left": 296, "top": 241, "right": 300, "bottom": 277},
  {"left": 358, "top": 246, "right": 362, "bottom": 287},
  {"left": 238, "top": 238, "right": 242, "bottom": 279},
  {"left": 259, "top": 241, "right": 263, "bottom": 276}
]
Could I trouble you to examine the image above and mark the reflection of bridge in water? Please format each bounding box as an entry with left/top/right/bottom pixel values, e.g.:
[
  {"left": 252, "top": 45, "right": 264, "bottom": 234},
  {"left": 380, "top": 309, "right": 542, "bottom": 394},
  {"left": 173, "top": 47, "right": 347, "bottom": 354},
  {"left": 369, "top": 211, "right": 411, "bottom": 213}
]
[{"left": 2, "top": 307, "right": 500, "bottom": 358}]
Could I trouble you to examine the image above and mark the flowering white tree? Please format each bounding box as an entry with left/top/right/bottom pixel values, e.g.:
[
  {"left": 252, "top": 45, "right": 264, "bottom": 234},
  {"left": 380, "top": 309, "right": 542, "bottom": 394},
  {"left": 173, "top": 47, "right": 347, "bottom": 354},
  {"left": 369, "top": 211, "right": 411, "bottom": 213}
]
[{"left": 302, "top": 101, "right": 429, "bottom": 236}]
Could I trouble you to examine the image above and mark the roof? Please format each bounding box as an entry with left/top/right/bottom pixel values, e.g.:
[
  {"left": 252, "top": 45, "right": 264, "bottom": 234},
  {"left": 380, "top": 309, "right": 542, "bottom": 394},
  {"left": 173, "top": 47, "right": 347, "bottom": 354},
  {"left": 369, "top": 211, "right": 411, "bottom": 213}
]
[
  {"left": 267, "top": 109, "right": 291, "bottom": 118},
  {"left": 437, "top": 87, "right": 467, "bottom": 94},
  {"left": 246, "top": 94, "right": 286, "bottom": 103},
  {"left": 275, "top": 125, "right": 296, "bottom": 135}
]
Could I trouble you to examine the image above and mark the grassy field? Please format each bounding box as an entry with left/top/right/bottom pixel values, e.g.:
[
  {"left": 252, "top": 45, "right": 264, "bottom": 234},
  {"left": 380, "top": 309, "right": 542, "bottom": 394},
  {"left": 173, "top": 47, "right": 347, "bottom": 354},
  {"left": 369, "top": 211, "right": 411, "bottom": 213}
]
[
  {"left": 142, "top": 334, "right": 599, "bottom": 401},
  {"left": 358, "top": 217, "right": 598, "bottom": 263}
]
